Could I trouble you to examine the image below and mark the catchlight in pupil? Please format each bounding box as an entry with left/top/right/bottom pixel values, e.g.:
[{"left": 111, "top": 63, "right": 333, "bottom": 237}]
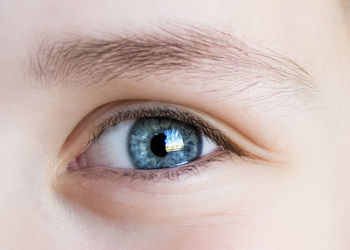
[
  {"left": 164, "top": 129, "right": 184, "bottom": 152},
  {"left": 150, "top": 129, "right": 185, "bottom": 157}
]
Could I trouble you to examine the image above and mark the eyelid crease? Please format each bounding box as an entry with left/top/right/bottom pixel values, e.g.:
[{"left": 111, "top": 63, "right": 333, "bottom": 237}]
[
  {"left": 56, "top": 100, "right": 284, "bottom": 182},
  {"left": 82, "top": 101, "right": 281, "bottom": 165}
]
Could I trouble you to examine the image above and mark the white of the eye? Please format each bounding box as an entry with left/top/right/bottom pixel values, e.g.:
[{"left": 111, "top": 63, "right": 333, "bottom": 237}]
[
  {"left": 85, "top": 120, "right": 136, "bottom": 169},
  {"left": 200, "top": 136, "right": 219, "bottom": 156},
  {"left": 84, "top": 120, "right": 219, "bottom": 169}
]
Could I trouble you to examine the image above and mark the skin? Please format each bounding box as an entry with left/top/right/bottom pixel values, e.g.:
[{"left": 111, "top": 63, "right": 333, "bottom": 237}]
[{"left": 1, "top": 0, "right": 350, "bottom": 249}]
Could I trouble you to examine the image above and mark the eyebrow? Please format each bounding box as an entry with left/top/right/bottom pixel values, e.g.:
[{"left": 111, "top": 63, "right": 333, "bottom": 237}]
[{"left": 28, "top": 24, "right": 313, "bottom": 97}]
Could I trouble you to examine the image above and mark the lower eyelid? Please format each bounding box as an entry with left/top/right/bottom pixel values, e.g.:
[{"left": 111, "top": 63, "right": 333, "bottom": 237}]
[
  {"left": 70, "top": 147, "right": 230, "bottom": 180},
  {"left": 63, "top": 150, "right": 234, "bottom": 190},
  {"left": 55, "top": 152, "right": 265, "bottom": 225}
]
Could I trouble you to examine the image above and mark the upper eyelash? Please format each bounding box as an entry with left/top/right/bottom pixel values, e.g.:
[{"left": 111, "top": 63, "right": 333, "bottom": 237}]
[{"left": 86, "top": 104, "right": 248, "bottom": 158}]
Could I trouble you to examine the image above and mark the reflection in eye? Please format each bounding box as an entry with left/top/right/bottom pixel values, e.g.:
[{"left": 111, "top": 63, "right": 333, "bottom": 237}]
[{"left": 68, "top": 104, "right": 247, "bottom": 178}]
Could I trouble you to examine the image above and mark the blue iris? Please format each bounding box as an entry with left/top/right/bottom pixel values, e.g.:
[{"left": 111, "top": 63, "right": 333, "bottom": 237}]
[{"left": 127, "top": 118, "right": 202, "bottom": 169}]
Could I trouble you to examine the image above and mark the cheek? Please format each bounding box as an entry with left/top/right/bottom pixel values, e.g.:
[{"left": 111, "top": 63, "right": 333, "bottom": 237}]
[
  {"left": 149, "top": 224, "right": 253, "bottom": 250},
  {"left": 55, "top": 152, "right": 335, "bottom": 250},
  {"left": 153, "top": 187, "right": 334, "bottom": 250}
]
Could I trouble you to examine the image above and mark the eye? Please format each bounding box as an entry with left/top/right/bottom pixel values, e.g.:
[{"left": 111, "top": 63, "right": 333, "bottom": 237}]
[
  {"left": 72, "top": 117, "right": 218, "bottom": 171},
  {"left": 67, "top": 102, "right": 248, "bottom": 177}
]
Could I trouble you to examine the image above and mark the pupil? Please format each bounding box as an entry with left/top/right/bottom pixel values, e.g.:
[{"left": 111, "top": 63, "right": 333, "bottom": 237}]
[{"left": 150, "top": 133, "right": 167, "bottom": 157}]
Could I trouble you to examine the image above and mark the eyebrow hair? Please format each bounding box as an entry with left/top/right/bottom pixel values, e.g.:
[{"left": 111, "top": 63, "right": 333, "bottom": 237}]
[{"left": 28, "top": 24, "right": 313, "bottom": 98}]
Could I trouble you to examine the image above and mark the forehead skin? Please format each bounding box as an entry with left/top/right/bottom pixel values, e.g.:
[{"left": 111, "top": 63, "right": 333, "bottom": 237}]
[{"left": 1, "top": 0, "right": 350, "bottom": 250}]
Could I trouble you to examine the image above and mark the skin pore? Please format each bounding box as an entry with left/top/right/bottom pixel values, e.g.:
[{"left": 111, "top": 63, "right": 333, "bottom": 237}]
[{"left": 1, "top": 0, "right": 350, "bottom": 249}]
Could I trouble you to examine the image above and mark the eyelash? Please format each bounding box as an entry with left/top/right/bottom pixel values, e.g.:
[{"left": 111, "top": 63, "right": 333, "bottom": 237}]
[
  {"left": 76, "top": 150, "right": 232, "bottom": 182},
  {"left": 73, "top": 103, "right": 248, "bottom": 181}
]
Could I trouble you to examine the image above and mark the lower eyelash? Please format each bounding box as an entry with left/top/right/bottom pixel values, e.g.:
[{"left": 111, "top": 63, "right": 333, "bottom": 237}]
[{"left": 69, "top": 150, "right": 232, "bottom": 182}]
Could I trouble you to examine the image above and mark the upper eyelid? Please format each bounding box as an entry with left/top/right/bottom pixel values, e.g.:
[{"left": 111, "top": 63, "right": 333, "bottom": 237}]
[
  {"left": 59, "top": 100, "right": 283, "bottom": 172},
  {"left": 85, "top": 102, "right": 257, "bottom": 159}
]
